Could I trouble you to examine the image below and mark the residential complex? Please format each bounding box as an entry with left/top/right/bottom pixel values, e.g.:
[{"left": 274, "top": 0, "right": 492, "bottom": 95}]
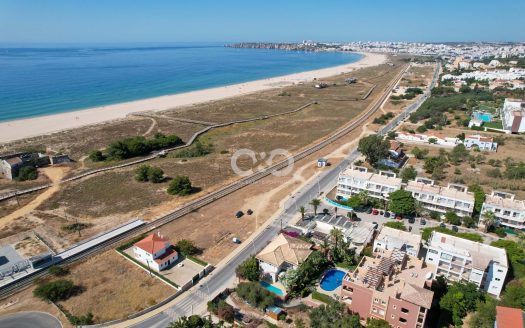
[
  {"left": 406, "top": 178, "right": 475, "bottom": 217},
  {"left": 341, "top": 249, "right": 434, "bottom": 328},
  {"left": 425, "top": 232, "right": 508, "bottom": 297},
  {"left": 373, "top": 226, "right": 421, "bottom": 257},
  {"left": 256, "top": 234, "right": 313, "bottom": 283},
  {"left": 463, "top": 134, "right": 498, "bottom": 151},
  {"left": 132, "top": 232, "right": 179, "bottom": 272},
  {"left": 480, "top": 191, "right": 525, "bottom": 230},
  {"left": 336, "top": 166, "right": 402, "bottom": 200},
  {"left": 502, "top": 98, "right": 525, "bottom": 133}
]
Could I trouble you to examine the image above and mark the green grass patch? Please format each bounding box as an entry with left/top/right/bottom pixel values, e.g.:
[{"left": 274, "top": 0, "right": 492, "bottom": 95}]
[
  {"left": 312, "top": 291, "right": 336, "bottom": 304},
  {"left": 484, "top": 121, "right": 503, "bottom": 130},
  {"left": 421, "top": 226, "right": 483, "bottom": 243},
  {"left": 186, "top": 255, "right": 208, "bottom": 266}
]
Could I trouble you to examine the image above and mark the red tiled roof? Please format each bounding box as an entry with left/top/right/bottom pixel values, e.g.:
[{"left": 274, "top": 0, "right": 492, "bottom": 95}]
[
  {"left": 134, "top": 233, "right": 169, "bottom": 255},
  {"left": 496, "top": 306, "right": 525, "bottom": 328},
  {"left": 154, "top": 246, "right": 178, "bottom": 265}
]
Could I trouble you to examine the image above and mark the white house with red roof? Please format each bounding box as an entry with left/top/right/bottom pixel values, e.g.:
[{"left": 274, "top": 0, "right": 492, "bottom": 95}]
[{"left": 133, "top": 232, "right": 178, "bottom": 271}]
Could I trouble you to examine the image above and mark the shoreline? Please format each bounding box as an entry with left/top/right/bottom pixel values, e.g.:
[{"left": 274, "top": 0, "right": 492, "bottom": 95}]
[{"left": 0, "top": 52, "right": 386, "bottom": 143}]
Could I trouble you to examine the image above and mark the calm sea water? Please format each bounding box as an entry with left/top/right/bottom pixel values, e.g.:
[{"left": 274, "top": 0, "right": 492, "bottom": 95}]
[{"left": 0, "top": 44, "right": 361, "bottom": 122}]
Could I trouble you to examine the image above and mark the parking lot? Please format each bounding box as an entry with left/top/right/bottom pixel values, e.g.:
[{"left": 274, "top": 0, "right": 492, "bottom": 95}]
[{"left": 161, "top": 257, "right": 206, "bottom": 287}]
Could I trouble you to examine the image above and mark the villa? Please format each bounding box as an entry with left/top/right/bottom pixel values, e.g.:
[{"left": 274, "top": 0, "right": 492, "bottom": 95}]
[
  {"left": 133, "top": 232, "right": 179, "bottom": 272},
  {"left": 501, "top": 98, "right": 525, "bottom": 134},
  {"left": 341, "top": 249, "right": 434, "bottom": 328},
  {"left": 406, "top": 178, "right": 475, "bottom": 217},
  {"left": 373, "top": 226, "right": 422, "bottom": 257},
  {"left": 336, "top": 166, "right": 402, "bottom": 200},
  {"left": 395, "top": 132, "right": 460, "bottom": 148},
  {"left": 256, "top": 233, "right": 313, "bottom": 283},
  {"left": 425, "top": 231, "right": 508, "bottom": 297},
  {"left": 463, "top": 134, "right": 498, "bottom": 151},
  {"left": 479, "top": 191, "right": 525, "bottom": 231}
]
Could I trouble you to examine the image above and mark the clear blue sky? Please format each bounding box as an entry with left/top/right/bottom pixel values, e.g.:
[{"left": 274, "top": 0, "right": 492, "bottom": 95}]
[{"left": 0, "top": 0, "right": 523, "bottom": 44}]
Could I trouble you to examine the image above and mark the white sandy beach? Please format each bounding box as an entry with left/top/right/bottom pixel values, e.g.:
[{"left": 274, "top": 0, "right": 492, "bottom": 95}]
[{"left": 0, "top": 52, "right": 386, "bottom": 143}]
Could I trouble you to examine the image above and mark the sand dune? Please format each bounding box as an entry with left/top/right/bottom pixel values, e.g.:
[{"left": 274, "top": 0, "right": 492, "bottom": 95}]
[{"left": 0, "top": 52, "right": 386, "bottom": 143}]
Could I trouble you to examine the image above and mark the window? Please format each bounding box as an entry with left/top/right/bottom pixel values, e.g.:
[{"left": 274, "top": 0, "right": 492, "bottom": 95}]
[
  {"left": 373, "top": 308, "right": 377, "bottom": 313},
  {"left": 497, "top": 269, "right": 503, "bottom": 273},
  {"left": 495, "top": 278, "right": 501, "bottom": 281},
  {"left": 428, "top": 258, "right": 434, "bottom": 261},
  {"left": 428, "top": 249, "right": 438, "bottom": 254},
  {"left": 379, "top": 309, "right": 385, "bottom": 315},
  {"left": 391, "top": 315, "right": 395, "bottom": 319},
  {"left": 401, "top": 308, "right": 409, "bottom": 313},
  {"left": 393, "top": 305, "right": 397, "bottom": 310},
  {"left": 399, "top": 318, "right": 407, "bottom": 323},
  {"left": 374, "top": 298, "right": 379, "bottom": 303},
  {"left": 381, "top": 300, "right": 387, "bottom": 305}
]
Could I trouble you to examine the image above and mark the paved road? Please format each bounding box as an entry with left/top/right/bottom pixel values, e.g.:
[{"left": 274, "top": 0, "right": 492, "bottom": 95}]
[{"left": 0, "top": 311, "right": 62, "bottom": 328}]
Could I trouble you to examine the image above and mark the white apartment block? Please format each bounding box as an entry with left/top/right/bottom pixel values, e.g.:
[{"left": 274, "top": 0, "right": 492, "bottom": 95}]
[
  {"left": 501, "top": 98, "right": 525, "bottom": 133},
  {"left": 463, "top": 134, "right": 498, "bottom": 151},
  {"left": 406, "top": 178, "right": 474, "bottom": 217},
  {"left": 480, "top": 191, "right": 525, "bottom": 230},
  {"left": 336, "top": 166, "right": 402, "bottom": 200},
  {"left": 373, "top": 226, "right": 422, "bottom": 257},
  {"left": 425, "top": 232, "right": 508, "bottom": 297}
]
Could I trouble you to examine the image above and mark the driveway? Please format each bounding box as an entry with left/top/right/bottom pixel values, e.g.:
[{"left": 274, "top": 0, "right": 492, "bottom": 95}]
[{"left": 0, "top": 311, "right": 61, "bottom": 328}]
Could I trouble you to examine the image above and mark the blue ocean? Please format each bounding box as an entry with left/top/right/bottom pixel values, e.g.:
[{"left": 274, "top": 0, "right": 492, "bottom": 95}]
[{"left": 0, "top": 44, "right": 361, "bottom": 122}]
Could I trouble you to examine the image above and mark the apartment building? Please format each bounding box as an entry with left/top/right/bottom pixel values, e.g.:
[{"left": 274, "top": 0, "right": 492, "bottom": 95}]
[
  {"left": 480, "top": 191, "right": 525, "bottom": 230},
  {"left": 501, "top": 98, "right": 525, "bottom": 133},
  {"left": 341, "top": 250, "right": 434, "bottom": 328},
  {"left": 373, "top": 226, "right": 422, "bottom": 257},
  {"left": 425, "top": 232, "right": 508, "bottom": 297},
  {"left": 406, "top": 178, "right": 475, "bottom": 217},
  {"left": 336, "top": 166, "right": 402, "bottom": 200}
]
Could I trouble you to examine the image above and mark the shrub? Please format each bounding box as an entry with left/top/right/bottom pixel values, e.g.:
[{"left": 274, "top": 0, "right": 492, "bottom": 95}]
[
  {"left": 48, "top": 265, "right": 69, "bottom": 277},
  {"left": 236, "top": 256, "right": 261, "bottom": 281},
  {"left": 174, "top": 141, "right": 213, "bottom": 158},
  {"left": 176, "top": 239, "right": 198, "bottom": 255},
  {"left": 444, "top": 212, "right": 461, "bottom": 225},
  {"left": 216, "top": 300, "right": 235, "bottom": 322},
  {"left": 17, "top": 166, "right": 38, "bottom": 181},
  {"left": 33, "top": 279, "right": 81, "bottom": 302},
  {"left": 88, "top": 150, "right": 105, "bottom": 162},
  {"left": 384, "top": 221, "right": 407, "bottom": 231},
  {"left": 167, "top": 175, "right": 193, "bottom": 195},
  {"left": 135, "top": 165, "right": 150, "bottom": 182},
  {"left": 106, "top": 133, "right": 182, "bottom": 160},
  {"left": 135, "top": 165, "right": 164, "bottom": 183},
  {"left": 236, "top": 282, "right": 274, "bottom": 310}
]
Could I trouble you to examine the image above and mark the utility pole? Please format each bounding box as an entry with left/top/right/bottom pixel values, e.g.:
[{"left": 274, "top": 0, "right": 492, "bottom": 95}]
[{"left": 15, "top": 193, "right": 20, "bottom": 207}]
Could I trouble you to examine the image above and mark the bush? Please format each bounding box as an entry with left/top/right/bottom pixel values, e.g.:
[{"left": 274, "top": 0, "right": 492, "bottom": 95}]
[
  {"left": 236, "top": 256, "right": 261, "bottom": 281},
  {"left": 33, "top": 279, "right": 81, "bottom": 302},
  {"left": 167, "top": 175, "right": 193, "bottom": 195},
  {"left": 236, "top": 282, "right": 274, "bottom": 310},
  {"left": 135, "top": 165, "right": 164, "bottom": 183},
  {"left": 48, "top": 265, "right": 69, "bottom": 277},
  {"left": 421, "top": 227, "right": 483, "bottom": 243},
  {"left": 17, "top": 166, "right": 38, "bottom": 181},
  {"left": 411, "top": 147, "right": 429, "bottom": 160},
  {"left": 176, "top": 239, "right": 199, "bottom": 256},
  {"left": 88, "top": 150, "right": 105, "bottom": 162},
  {"left": 384, "top": 221, "right": 407, "bottom": 231},
  {"left": 445, "top": 212, "right": 461, "bottom": 225},
  {"left": 400, "top": 165, "right": 417, "bottom": 183},
  {"left": 105, "top": 133, "right": 183, "bottom": 160},
  {"left": 216, "top": 300, "right": 235, "bottom": 322},
  {"left": 174, "top": 141, "right": 213, "bottom": 158},
  {"left": 135, "top": 165, "right": 150, "bottom": 182}
]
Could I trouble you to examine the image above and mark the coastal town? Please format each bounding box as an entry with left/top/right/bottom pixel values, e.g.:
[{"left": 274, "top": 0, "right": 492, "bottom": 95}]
[{"left": 1, "top": 1, "right": 525, "bottom": 326}]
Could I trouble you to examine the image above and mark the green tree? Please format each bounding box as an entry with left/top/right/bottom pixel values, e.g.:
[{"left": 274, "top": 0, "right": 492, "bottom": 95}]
[
  {"left": 48, "top": 265, "right": 69, "bottom": 277},
  {"left": 388, "top": 189, "right": 416, "bottom": 216},
  {"left": 491, "top": 240, "right": 525, "bottom": 279},
  {"left": 33, "top": 279, "right": 80, "bottom": 302},
  {"left": 357, "top": 134, "right": 390, "bottom": 166},
  {"left": 500, "top": 279, "right": 525, "bottom": 309},
  {"left": 400, "top": 165, "right": 417, "bottom": 182},
  {"left": 236, "top": 282, "right": 274, "bottom": 310},
  {"left": 310, "top": 198, "right": 321, "bottom": 215},
  {"left": 147, "top": 166, "right": 164, "bottom": 183},
  {"left": 411, "top": 147, "right": 429, "bottom": 160},
  {"left": 439, "top": 281, "right": 484, "bottom": 327},
  {"left": 235, "top": 256, "right": 260, "bottom": 281},
  {"left": 366, "top": 318, "right": 391, "bottom": 328},
  {"left": 384, "top": 221, "right": 407, "bottom": 231},
  {"left": 176, "top": 239, "right": 198, "bottom": 255},
  {"left": 481, "top": 210, "right": 496, "bottom": 233},
  {"left": 468, "top": 184, "right": 486, "bottom": 216},
  {"left": 167, "top": 175, "right": 193, "bottom": 195},
  {"left": 88, "top": 150, "right": 105, "bottom": 162},
  {"left": 424, "top": 156, "right": 446, "bottom": 173},
  {"left": 135, "top": 165, "right": 150, "bottom": 182},
  {"left": 299, "top": 206, "right": 305, "bottom": 220},
  {"left": 17, "top": 166, "right": 38, "bottom": 181},
  {"left": 309, "top": 301, "right": 361, "bottom": 328},
  {"left": 168, "top": 315, "right": 222, "bottom": 328},
  {"left": 445, "top": 211, "right": 461, "bottom": 225},
  {"left": 469, "top": 297, "right": 497, "bottom": 328},
  {"left": 448, "top": 144, "right": 470, "bottom": 165}
]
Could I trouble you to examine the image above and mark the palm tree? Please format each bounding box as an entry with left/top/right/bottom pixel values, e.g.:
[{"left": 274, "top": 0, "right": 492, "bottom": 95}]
[
  {"left": 357, "top": 191, "right": 369, "bottom": 207},
  {"left": 330, "top": 228, "right": 344, "bottom": 251},
  {"left": 414, "top": 200, "right": 424, "bottom": 217},
  {"left": 482, "top": 210, "right": 496, "bottom": 232},
  {"left": 299, "top": 206, "right": 305, "bottom": 221},
  {"left": 310, "top": 198, "right": 321, "bottom": 215}
]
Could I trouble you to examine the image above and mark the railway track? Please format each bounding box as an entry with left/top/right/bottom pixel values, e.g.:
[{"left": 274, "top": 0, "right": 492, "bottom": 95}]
[{"left": 0, "top": 63, "right": 410, "bottom": 300}]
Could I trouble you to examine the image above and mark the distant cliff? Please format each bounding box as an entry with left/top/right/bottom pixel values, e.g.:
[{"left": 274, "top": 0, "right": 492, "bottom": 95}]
[{"left": 226, "top": 42, "right": 331, "bottom": 52}]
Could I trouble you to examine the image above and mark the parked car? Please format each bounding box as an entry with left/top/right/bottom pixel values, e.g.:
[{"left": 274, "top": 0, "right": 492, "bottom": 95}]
[
  {"left": 232, "top": 237, "right": 241, "bottom": 244},
  {"left": 451, "top": 225, "right": 459, "bottom": 232},
  {"left": 372, "top": 222, "right": 379, "bottom": 229},
  {"left": 420, "top": 219, "right": 427, "bottom": 225},
  {"left": 408, "top": 217, "right": 415, "bottom": 224},
  {"left": 408, "top": 226, "right": 413, "bottom": 232},
  {"left": 366, "top": 208, "right": 373, "bottom": 214},
  {"left": 235, "top": 211, "right": 244, "bottom": 218},
  {"left": 379, "top": 210, "right": 384, "bottom": 215},
  {"left": 247, "top": 209, "right": 253, "bottom": 215},
  {"left": 439, "top": 222, "right": 446, "bottom": 228},
  {"left": 395, "top": 215, "right": 402, "bottom": 220},
  {"left": 383, "top": 211, "right": 390, "bottom": 218},
  {"left": 372, "top": 209, "right": 379, "bottom": 215}
]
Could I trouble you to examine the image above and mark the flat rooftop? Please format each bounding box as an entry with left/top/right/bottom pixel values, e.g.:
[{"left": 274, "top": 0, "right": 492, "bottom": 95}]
[
  {"left": 406, "top": 180, "right": 475, "bottom": 203},
  {"left": 428, "top": 232, "right": 508, "bottom": 269},
  {"left": 376, "top": 226, "right": 422, "bottom": 246},
  {"left": 485, "top": 194, "right": 525, "bottom": 212},
  {"left": 340, "top": 168, "right": 402, "bottom": 188}
]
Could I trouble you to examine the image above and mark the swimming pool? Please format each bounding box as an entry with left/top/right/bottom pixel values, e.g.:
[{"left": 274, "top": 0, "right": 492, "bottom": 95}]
[
  {"left": 260, "top": 281, "right": 285, "bottom": 297},
  {"left": 473, "top": 111, "right": 493, "bottom": 122},
  {"left": 320, "top": 269, "right": 346, "bottom": 291}
]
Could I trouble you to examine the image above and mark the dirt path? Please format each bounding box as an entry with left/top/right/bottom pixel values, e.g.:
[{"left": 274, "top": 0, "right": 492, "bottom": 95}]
[
  {"left": 142, "top": 117, "right": 158, "bottom": 137},
  {"left": 0, "top": 166, "right": 69, "bottom": 229}
]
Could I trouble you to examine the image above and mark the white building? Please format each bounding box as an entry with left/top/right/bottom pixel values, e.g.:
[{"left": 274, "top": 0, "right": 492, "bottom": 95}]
[
  {"left": 336, "top": 166, "right": 402, "bottom": 200},
  {"left": 256, "top": 234, "right": 313, "bottom": 283},
  {"left": 406, "top": 178, "right": 475, "bottom": 217},
  {"left": 396, "top": 132, "right": 460, "bottom": 148},
  {"left": 501, "top": 98, "right": 525, "bottom": 133},
  {"left": 480, "top": 191, "right": 525, "bottom": 231},
  {"left": 373, "top": 226, "right": 422, "bottom": 257},
  {"left": 463, "top": 134, "right": 498, "bottom": 151},
  {"left": 133, "top": 232, "right": 179, "bottom": 272},
  {"left": 425, "top": 232, "right": 508, "bottom": 297}
]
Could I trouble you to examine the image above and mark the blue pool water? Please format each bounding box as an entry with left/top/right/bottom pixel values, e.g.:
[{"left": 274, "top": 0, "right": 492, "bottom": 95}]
[
  {"left": 260, "top": 281, "right": 285, "bottom": 296},
  {"left": 473, "top": 111, "right": 493, "bottom": 122},
  {"left": 0, "top": 44, "right": 361, "bottom": 122},
  {"left": 320, "top": 269, "right": 346, "bottom": 291}
]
